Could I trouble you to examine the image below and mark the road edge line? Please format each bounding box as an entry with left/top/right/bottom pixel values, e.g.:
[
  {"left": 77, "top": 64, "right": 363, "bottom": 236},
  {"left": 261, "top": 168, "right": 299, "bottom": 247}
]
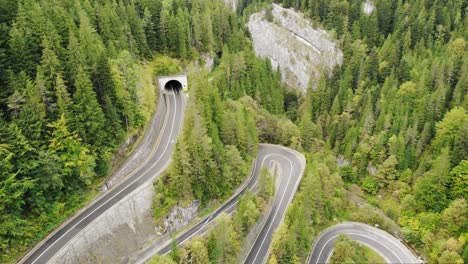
[{"left": 17, "top": 93, "right": 170, "bottom": 264}]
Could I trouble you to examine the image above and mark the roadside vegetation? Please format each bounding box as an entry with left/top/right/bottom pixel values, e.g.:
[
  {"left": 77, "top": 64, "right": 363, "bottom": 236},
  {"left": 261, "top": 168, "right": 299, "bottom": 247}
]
[
  {"left": 0, "top": 0, "right": 254, "bottom": 262},
  {"left": 329, "top": 234, "right": 386, "bottom": 264},
  {"left": 151, "top": 168, "right": 274, "bottom": 264},
  {"left": 151, "top": 28, "right": 290, "bottom": 220},
  {"left": 1, "top": 0, "right": 466, "bottom": 263},
  {"left": 150, "top": 0, "right": 301, "bottom": 240},
  {"left": 174, "top": 169, "right": 274, "bottom": 263},
  {"left": 269, "top": 151, "right": 348, "bottom": 263},
  {"left": 249, "top": 0, "right": 467, "bottom": 263}
]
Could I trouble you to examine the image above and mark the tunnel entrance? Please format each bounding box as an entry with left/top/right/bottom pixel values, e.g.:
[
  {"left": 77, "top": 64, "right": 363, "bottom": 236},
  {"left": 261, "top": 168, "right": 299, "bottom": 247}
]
[{"left": 164, "top": 80, "right": 182, "bottom": 93}]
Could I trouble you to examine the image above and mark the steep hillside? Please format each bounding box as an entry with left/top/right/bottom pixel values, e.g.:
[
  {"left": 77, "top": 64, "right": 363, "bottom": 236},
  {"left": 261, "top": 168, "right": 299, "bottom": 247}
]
[
  {"left": 260, "top": 1, "right": 467, "bottom": 263},
  {"left": 0, "top": 0, "right": 244, "bottom": 262},
  {"left": 248, "top": 4, "right": 342, "bottom": 91}
]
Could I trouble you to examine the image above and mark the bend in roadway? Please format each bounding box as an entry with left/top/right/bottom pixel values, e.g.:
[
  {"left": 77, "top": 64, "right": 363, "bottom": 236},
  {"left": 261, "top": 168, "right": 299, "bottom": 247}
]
[
  {"left": 243, "top": 145, "right": 305, "bottom": 264},
  {"left": 135, "top": 145, "right": 305, "bottom": 264},
  {"left": 19, "top": 91, "right": 186, "bottom": 264},
  {"left": 307, "top": 222, "right": 419, "bottom": 264}
]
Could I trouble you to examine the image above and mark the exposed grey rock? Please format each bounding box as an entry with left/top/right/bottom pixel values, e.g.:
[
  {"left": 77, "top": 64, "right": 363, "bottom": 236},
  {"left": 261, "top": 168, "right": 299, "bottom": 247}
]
[
  {"left": 367, "top": 165, "right": 377, "bottom": 176},
  {"left": 158, "top": 200, "right": 200, "bottom": 234},
  {"left": 336, "top": 156, "right": 351, "bottom": 167},
  {"left": 364, "top": 0, "right": 375, "bottom": 15},
  {"left": 248, "top": 4, "right": 342, "bottom": 92},
  {"left": 49, "top": 187, "right": 200, "bottom": 264}
]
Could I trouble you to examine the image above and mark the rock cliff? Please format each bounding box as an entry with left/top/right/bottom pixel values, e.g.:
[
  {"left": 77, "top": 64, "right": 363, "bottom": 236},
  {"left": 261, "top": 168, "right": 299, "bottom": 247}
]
[{"left": 248, "top": 4, "right": 342, "bottom": 91}]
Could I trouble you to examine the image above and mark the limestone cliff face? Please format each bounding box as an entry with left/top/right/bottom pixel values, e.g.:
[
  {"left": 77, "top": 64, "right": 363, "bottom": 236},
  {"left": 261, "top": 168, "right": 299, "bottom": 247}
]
[{"left": 248, "top": 4, "right": 342, "bottom": 92}]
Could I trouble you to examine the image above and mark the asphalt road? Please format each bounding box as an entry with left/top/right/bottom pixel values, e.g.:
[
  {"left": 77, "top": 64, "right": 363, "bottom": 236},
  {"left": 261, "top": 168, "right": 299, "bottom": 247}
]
[
  {"left": 307, "top": 222, "right": 419, "bottom": 264},
  {"left": 135, "top": 144, "right": 305, "bottom": 264},
  {"left": 19, "top": 91, "right": 186, "bottom": 264},
  {"left": 243, "top": 145, "right": 305, "bottom": 264}
]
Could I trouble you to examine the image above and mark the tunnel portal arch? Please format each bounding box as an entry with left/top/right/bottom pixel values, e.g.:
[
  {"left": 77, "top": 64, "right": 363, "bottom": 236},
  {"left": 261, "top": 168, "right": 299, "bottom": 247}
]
[
  {"left": 158, "top": 75, "right": 188, "bottom": 93},
  {"left": 164, "top": 80, "right": 182, "bottom": 93}
]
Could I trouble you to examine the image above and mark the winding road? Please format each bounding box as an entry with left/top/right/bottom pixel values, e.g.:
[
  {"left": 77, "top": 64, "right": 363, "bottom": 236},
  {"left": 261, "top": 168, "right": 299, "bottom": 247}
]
[
  {"left": 19, "top": 91, "right": 186, "bottom": 264},
  {"left": 136, "top": 144, "right": 306, "bottom": 264},
  {"left": 307, "top": 222, "right": 419, "bottom": 264},
  {"left": 18, "top": 87, "right": 418, "bottom": 264},
  {"left": 243, "top": 145, "right": 305, "bottom": 264}
]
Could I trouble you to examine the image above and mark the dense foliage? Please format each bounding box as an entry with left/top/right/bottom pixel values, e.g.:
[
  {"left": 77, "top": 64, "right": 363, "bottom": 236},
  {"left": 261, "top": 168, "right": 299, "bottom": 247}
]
[
  {"left": 2, "top": 0, "right": 466, "bottom": 263},
  {"left": 329, "top": 235, "right": 368, "bottom": 264},
  {"left": 0, "top": 0, "right": 246, "bottom": 261},
  {"left": 269, "top": 151, "right": 346, "bottom": 263},
  {"left": 329, "top": 234, "right": 385, "bottom": 264},
  {"left": 262, "top": 0, "right": 467, "bottom": 263},
  {"left": 153, "top": 49, "right": 286, "bottom": 217},
  {"left": 156, "top": 168, "right": 274, "bottom": 264},
  {"left": 153, "top": 70, "right": 258, "bottom": 214}
]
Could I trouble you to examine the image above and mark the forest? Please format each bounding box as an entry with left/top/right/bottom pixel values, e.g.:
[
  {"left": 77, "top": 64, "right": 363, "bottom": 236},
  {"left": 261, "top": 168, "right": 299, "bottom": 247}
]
[
  {"left": 0, "top": 0, "right": 466, "bottom": 263},
  {"left": 261, "top": 0, "right": 467, "bottom": 263},
  {"left": 0, "top": 0, "right": 271, "bottom": 262},
  {"left": 160, "top": 0, "right": 467, "bottom": 263},
  {"left": 156, "top": 168, "right": 274, "bottom": 264}
]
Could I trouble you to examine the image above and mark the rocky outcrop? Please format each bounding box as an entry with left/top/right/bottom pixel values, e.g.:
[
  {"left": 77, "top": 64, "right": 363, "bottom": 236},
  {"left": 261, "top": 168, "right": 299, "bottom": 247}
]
[
  {"left": 336, "top": 156, "right": 351, "bottom": 168},
  {"left": 157, "top": 201, "right": 200, "bottom": 235},
  {"left": 364, "top": 0, "right": 375, "bottom": 15},
  {"left": 248, "top": 4, "right": 342, "bottom": 92}
]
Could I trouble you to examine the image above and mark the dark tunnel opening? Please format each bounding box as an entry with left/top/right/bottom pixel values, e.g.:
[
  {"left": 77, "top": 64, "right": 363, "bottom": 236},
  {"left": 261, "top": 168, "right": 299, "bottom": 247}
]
[{"left": 164, "top": 80, "right": 182, "bottom": 93}]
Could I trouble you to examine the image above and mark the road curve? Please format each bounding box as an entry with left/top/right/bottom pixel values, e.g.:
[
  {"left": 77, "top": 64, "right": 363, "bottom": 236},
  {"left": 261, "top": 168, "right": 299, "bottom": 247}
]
[
  {"left": 243, "top": 145, "right": 305, "bottom": 264},
  {"left": 19, "top": 91, "right": 186, "bottom": 264},
  {"left": 307, "top": 222, "right": 419, "bottom": 264},
  {"left": 135, "top": 144, "right": 305, "bottom": 264}
]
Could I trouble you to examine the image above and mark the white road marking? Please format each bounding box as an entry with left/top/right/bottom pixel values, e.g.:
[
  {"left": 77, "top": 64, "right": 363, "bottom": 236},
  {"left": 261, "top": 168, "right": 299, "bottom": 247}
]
[
  {"left": 27, "top": 92, "right": 174, "bottom": 261},
  {"left": 30, "top": 92, "right": 182, "bottom": 264},
  {"left": 316, "top": 231, "right": 403, "bottom": 264},
  {"left": 163, "top": 153, "right": 275, "bottom": 254},
  {"left": 323, "top": 241, "right": 388, "bottom": 264},
  {"left": 247, "top": 154, "right": 294, "bottom": 264},
  {"left": 162, "top": 151, "right": 288, "bottom": 256}
]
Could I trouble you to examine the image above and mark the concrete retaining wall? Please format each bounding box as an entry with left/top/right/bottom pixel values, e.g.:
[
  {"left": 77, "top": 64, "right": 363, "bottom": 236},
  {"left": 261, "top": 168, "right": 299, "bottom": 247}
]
[
  {"left": 47, "top": 95, "right": 170, "bottom": 264},
  {"left": 50, "top": 182, "right": 161, "bottom": 264}
]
